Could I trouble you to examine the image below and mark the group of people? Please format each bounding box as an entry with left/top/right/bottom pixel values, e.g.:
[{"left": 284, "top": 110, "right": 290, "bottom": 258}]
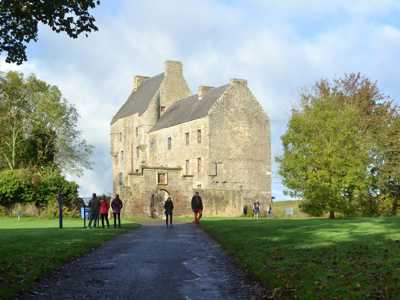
[
  {"left": 88, "top": 193, "right": 123, "bottom": 228},
  {"left": 243, "top": 202, "right": 272, "bottom": 219},
  {"left": 163, "top": 191, "right": 203, "bottom": 227}
]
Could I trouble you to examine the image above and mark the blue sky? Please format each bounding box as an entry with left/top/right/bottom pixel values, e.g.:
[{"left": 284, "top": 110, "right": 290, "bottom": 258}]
[{"left": 2, "top": 0, "right": 400, "bottom": 199}]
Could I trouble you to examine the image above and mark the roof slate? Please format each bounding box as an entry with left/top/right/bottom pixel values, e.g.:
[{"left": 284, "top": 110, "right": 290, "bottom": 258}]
[
  {"left": 150, "top": 84, "right": 228, "bottom": 132},
  {"left": 111, "top": 73, "right": 164, "bottom": 124}
]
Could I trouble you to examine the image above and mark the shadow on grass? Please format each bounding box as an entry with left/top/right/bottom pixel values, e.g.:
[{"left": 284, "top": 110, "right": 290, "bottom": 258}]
[{"left": 201, "top": 217, "right": 400, "bottom": 300}]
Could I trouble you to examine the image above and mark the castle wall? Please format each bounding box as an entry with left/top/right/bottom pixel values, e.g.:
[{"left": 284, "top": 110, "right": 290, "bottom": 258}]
[
  {"left": 208, "top": 79, "right": 272, "bottom": 208},
  {"left": 148, "top": 118, "right": 210, "bottom": 189}
]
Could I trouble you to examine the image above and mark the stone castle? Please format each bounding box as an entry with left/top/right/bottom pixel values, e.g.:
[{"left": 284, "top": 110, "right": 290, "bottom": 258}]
[{"left": 110, "top": 60, "right": 271, "bottom": 216}]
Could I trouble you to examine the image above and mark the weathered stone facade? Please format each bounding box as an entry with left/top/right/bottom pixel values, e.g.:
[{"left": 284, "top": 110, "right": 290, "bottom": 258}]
[{"left": 111, "top": 60, "right": 271, "bottom": 216}]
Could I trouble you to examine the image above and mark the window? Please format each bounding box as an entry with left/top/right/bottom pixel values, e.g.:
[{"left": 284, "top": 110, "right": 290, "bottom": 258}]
[
  {"left": 168, "top": 137, "right": 172, "bottom": 150},
  {"left": 119, "top": 172, "right": 123, "bottom": 186},
  {"left": 119, "top": 132, "right": 122, "bottom": 142},
  {"left": 160, "top": 106, "right": 166, "bottom": 113},
  {"left": 197, "top": 129, "right": 202, "bottom": 143},
  {"left": 197, "top": 157, "right": 202, "bottom": 174},
  {"left": 136, "top": 146, "right": 140, "bottom": 158},
  {"left": 120, "top": 151, "right": 124, "bottom": 164},
  {"left": 136, "top": 127, "right": 139, "bottom": 137},
  {"left": 185, "top": 132, "right": 189, "bottom": 145},
  {"left": 185, "top": 160, "right": 190, "bottom": 175},
  {"left": 158, "top": 172, "right": 167, "bottom": 185}
]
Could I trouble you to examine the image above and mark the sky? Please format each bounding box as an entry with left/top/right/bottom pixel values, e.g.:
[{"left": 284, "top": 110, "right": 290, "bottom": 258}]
[{"left": 1, "top": 0, "right": 400, "bottom": 199}]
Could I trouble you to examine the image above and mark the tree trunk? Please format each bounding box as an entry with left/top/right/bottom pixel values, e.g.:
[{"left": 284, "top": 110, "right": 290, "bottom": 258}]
[
  {"left": 329, "top": 211, "right": 335, "bottom": 219},
  {"left": 392, "top": 198, "right": 399, "bottom": 216}
]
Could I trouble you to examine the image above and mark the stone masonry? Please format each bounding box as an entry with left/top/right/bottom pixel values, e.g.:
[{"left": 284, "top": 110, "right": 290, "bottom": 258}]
[{"left": 110, "top": 60, "right": 271, "bottom": 216}]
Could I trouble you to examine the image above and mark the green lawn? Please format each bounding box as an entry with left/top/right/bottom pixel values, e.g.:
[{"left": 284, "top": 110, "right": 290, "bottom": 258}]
[
  {"left": 201, "top": 217, "right": 400, "bottom": 299},
  {"left": 0, "top": 217, "right": 140, "bottom": 300}
]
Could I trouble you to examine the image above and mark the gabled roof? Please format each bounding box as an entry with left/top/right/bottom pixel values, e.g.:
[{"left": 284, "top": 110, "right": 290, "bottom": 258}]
[
  {"left": 111, "top": 73, "right": 164, "bottom": 124},
  {"left": 150, "top": 84, "right": 228, "bottom": 132}
]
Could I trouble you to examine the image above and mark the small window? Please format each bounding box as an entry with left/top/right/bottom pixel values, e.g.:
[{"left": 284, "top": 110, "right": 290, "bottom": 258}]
[
  {"left": 120, "top": 151, "right": 124, "bottom": 163},
  {"left": 119, "top": 172, "right": 123, "bottom": 186},
  {"left": 185, "top": 160, "right": 190, "bottom": 175},
  {"left": 197, "top": 157, "right": 202, "bottom": 174},
  {"left": 119, "top": 132, "right": 122, "bottom": 142},
  {"left": 160, "top": 106, "right": 166, "bottom": 113},
  {"left": 197, "top": 129, "right": 202, "bottom": 143},
  {"left": 158, "top": 172, "right": 167, "bottom": 185},
  {"left": 185, "top": 132, "right": 189, "bottom": 145},
  {"left": 136, "top": 127, "right": 139, "bottom": 137},
  {"left": 168, "top": 137, "right": 172, "bottom": 150},
  {"left": 136, "top": 146, "right": 140, "bottom": 158}
]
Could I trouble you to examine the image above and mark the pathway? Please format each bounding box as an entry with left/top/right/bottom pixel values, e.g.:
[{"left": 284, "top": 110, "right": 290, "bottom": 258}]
[{"left": 22, "top": 222, "right": 262, "bottom": 300}]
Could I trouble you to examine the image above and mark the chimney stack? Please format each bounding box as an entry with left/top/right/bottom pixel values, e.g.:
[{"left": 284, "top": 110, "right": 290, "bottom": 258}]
[
  {"left": 229, "top": 78, "right": 247, "bottom": 87},
  {"left": 197, "top": 86, "right": 213, "bottom": 99},
  {"left": 165, "top": 60, "right": 183, "bottom": 76},
  {"left": 133, "top": 75, "right": 149, "bottom": 91}
]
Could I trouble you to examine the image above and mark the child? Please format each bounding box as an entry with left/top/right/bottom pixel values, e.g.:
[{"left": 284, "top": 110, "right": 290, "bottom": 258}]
[{"left": 164, "top": 196, "right": 174, "bottom": 227}]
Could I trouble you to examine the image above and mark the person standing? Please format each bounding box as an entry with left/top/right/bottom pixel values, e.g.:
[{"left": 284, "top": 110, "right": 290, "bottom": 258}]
[
  {"left": 191, "top": 192, "right": 203, "bottom": 225},
  {"left": 88, "top": 193, "right": 100, "bottom": 228},
  {"left": 111, "top": 194, "right": 123, "bottom": 228},
  {"left": 99, "top": 196, "right": 110, "bottom": 228},
  {"left": 253, "top": 202, "right": 260, "bottom": 220},
  {"left": 164, "top": 196, "right": 174, "bottom": 227}
]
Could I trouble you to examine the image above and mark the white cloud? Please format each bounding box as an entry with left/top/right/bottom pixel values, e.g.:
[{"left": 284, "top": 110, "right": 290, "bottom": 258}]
[{"left": 2, "top": 0, "right": 400, "bottom": 199}]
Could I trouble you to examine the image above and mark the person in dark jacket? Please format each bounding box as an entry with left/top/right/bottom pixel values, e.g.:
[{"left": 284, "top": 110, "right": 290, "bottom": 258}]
[
  {"left": 111, "top": 194, "right": 123, "bottom": 228},
  {"left": 191, "top": 192, "right": 203, "bottom": 224},
  {"left": 88, "top": 193, "right": 100, "bottom": 228},
  {"left": 164, "top": 196, "right": 174, "bottom": 227}
]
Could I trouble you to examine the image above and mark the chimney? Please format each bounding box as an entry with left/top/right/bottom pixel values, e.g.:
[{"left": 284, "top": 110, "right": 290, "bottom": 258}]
[
  {"left": 133, "top": 75, "right": 149, "bottom": 91},
  {"left": 165, "top": 60, "right": 183, "bottom": 76},
  {"left": 197, "top": 86, "right": 213, "bottom": 99},
  {"left": 229, "top": 78, "right": 247, "bottom": 87}
]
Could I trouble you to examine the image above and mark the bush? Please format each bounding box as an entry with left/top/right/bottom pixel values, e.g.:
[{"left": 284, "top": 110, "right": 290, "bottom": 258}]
[{"left": 0, "top": 169, "right": 34, "bottom": 208}]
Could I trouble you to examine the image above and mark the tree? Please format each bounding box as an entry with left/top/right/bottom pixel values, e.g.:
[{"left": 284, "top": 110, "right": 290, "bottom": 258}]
[
  {"left": 0, "top": 0, "right": 100, "bottom": 64},
  {"left": 278, "top": 74, "right": 400, "bottom": 218},
  {"left": 0, "top": 71, "right": 92, "bottom": 174}
]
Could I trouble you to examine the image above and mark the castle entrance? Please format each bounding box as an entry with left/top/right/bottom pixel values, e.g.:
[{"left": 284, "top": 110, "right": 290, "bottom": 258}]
[{"left": 150, "top": 189, "right": 169, "bottom": 218}]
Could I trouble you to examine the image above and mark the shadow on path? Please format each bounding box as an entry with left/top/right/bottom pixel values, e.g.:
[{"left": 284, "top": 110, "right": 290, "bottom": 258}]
[{"left": 22, "top": 222, "right": 260, "bottom": 300}]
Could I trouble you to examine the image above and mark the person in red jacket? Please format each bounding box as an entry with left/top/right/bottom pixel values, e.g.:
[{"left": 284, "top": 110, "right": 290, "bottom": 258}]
[{"left": 99, "top": 196, "right": 110, "bottom": 228}]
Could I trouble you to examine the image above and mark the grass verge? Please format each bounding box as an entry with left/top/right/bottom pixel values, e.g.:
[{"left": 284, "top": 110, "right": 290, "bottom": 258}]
[
  {"left": 201, "top": 217, "right": 400, "bottom": 299},
  {"left": 0, "top": 217, "right": 140, "bottom": 299}
]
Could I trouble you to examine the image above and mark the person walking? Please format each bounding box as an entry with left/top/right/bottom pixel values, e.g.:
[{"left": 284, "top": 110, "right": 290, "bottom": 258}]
[
  {"left": 99, "top": 196, "right": 110, "bottom": 228},
  {"left": 111, "top": 194, "right": 123, "bottom": 228},
  {"left": 88, "top": 193, "right": 100, "bottom": 228},
  {"left": 191, "top": 192, "right": 203, "bottom": 225},
  {"left": 164, "top": 196, "right": 174, "bottom": 227}
]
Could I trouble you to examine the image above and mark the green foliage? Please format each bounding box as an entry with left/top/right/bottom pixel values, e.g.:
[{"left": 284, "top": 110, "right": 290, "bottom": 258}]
[
  {"left": 278, "top": 73, "right": 400, "bottom": 217},
  {"left": 0, "top": 0, "right": 100, "bottom": 64},
  {"left": 0, "top": 168, "right": 78, "bottom": 213},
  {"left": 0, "top": 169, "right": 33, "bottom": 208},
  {"left": 0, "top": 71, "right": 92, "bottom": 174}
]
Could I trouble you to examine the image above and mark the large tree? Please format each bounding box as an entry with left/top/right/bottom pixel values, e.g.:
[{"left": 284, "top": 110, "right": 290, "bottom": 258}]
[
  {"left": 0, "top": 71, "right": 92, "bottom": 174},
  {"left": 0, "top": 0, "right": 100, "bottom": 64},
  {"left": 277, "top": 74, "right": 399, "bottom": 218}
]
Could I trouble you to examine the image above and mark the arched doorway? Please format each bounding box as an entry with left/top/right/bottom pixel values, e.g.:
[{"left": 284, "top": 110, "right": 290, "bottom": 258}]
[{"left": 150, "top": 189, "right": 169, "bottom": 218}]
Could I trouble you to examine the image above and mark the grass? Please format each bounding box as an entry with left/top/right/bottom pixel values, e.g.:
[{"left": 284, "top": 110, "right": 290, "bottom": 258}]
[
  {"left": 201, "top": 217, "right": 400, "bottom": 299},
  {"left": 0, "top": 217, "right": 140, "bottom": 300}
]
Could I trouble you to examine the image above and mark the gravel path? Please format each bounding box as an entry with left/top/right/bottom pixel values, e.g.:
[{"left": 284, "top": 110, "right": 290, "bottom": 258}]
[{"left": 22, "top": 223, "right": 262, "bottom": 300}]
